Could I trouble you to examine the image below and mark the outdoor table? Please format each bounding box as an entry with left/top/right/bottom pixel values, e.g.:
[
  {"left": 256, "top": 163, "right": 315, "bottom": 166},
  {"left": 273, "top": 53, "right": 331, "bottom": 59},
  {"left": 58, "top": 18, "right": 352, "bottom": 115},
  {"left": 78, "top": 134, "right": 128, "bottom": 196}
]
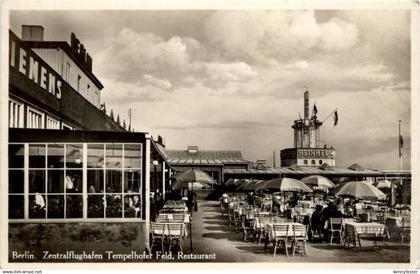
[
  {"left": 265, "top": 222, "right": 305, "bottom": 242},
  {"left": 246, "top": 211, "right": 270, "bottom": 220},
  {"left": 342, "top": 222, "right": 385, "bottom": 247},
  {"left": 158, "top": 213, "right": 191, "bottom": 223}
]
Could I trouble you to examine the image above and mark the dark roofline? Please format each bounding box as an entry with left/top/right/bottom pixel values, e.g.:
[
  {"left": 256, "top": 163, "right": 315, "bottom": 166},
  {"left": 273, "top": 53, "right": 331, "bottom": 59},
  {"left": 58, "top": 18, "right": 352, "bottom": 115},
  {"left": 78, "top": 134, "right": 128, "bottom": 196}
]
[{"left": 21, "top": 40, "right": 104, "bottom": 89}]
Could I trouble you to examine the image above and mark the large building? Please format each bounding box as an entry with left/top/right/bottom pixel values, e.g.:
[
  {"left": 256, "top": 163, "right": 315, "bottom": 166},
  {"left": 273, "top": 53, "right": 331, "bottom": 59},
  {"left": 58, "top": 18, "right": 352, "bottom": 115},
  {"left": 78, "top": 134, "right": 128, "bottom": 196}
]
[
  {"left": 280, "top": 90, "right": 336, "bottom": 167},
  {"left": 9, "top": 26, "right": 119, "bottom": 131},
  {"left": 166, "top": 146, "right": 249, "bottom": 184},
  {"left": 7, "top": 26, "right": 173, "bottom": 261}
]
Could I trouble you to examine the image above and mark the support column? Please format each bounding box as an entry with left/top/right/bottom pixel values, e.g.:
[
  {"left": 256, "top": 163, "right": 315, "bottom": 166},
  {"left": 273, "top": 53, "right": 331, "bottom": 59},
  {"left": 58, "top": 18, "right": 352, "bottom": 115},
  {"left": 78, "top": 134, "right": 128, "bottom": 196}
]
[
  {"left": 162, "top": 161, "right": 166, "bottom": 200},
  {"left": 144, "top": 135, "right": 151, "bottom": 254}
]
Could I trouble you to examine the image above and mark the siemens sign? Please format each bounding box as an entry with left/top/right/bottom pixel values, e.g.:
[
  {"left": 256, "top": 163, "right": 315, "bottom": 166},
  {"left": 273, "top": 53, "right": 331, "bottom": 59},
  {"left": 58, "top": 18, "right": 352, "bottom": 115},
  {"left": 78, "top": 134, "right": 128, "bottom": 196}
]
[{"left": 10, "top": 36, "right": 62, "bottom": 100}]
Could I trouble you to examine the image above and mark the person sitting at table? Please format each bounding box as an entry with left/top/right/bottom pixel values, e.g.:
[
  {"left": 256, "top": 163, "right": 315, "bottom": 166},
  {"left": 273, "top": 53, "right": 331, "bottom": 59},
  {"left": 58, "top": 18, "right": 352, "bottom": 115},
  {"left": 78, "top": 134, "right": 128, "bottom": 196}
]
[
  {"left": 321, "top": 202, "right": 346, "bottom": 241},
  {"left": 311, "top": 205, "right": 323, "bottom": 241}
]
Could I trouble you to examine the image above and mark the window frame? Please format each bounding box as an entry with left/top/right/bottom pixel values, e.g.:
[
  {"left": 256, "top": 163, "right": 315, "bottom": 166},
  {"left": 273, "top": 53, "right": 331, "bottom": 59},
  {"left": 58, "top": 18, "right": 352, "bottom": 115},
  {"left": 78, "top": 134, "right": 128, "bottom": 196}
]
[{"left": 8, "top": 142, "right": 144, "bottom": 223}]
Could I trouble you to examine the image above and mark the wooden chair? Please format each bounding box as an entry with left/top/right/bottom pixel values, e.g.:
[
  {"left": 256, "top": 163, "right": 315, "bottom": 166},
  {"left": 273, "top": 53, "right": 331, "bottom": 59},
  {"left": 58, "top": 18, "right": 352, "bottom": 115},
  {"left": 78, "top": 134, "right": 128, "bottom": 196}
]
[
  {"left": 172, "top": 214, "right": 185, "bottom": 223},
  {"left": 167, "top": 223, "right": 184, "bottom": 252},
  {"left": 329, "top": 218, "right": 343, "bottom": 245},
  {"left": 228, "top": 208, "right": 235, "bottom": 226},
  {"left": 241, "top": 216, "right": 253, "bottom": 241},
  {"left": 219, "top": 202, "right": 228, "bottom": 217},
  {"left": 399, "top": 217, "right": 410, "bottom": 244},
  {"left": 292, "top": 224, "right": 308, "bottom": 256},
  {"left": 233, "top": 211, "right": 241, "bottom": 232},
  {"left": 150, "top": 222, "right": 166, "bottom": 252},
  {"left": 272, "top": 224, "right": 290, "bottom": 257},
  {"left": 156, "top": 215, "right": 170, "bottom": 223}
]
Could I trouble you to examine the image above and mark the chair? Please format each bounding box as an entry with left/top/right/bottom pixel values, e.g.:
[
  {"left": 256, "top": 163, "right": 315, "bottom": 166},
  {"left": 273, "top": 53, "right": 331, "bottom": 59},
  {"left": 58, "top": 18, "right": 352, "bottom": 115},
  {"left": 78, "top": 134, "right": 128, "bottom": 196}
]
[
  {"left": 241, "top": 216, "right": 253, "bottom": 241},
  {"left": 329, "top": 218, "right": 343, "bottom": 245},
  {"left": 150, "top": 222, "right": 166, "bottom": 252},
  {"left": 219, "top": 202, "right": 228, "bottom": 217},
  {"left": 255, "top": 217, "right": 271, "bottom": 244},
  {"left": 172, "top": 214, "right": 185, "bottom": 223},
  {"left": 272, "top": 224, "right": 290, "bottom": 257},
  {"left": 233, "top": 211, "right": 241, "bottom": 232},
  {"left": 399, "top": 217, "right": 410, "bottom": 244},
  {"left": 228, "top": 208, "right": 235, "bottom": 226},
  {"left": 271, "top": 217, "right": 286, "bottom": 223},
  {"left": 292, "top": 225, "right": 308, "bottom": 256},
  {"left": 167, "top": 223, "right": 184, "bottom": 252},
  {"left": 156, "top": 215, "right": 170, "bottom": 223}
]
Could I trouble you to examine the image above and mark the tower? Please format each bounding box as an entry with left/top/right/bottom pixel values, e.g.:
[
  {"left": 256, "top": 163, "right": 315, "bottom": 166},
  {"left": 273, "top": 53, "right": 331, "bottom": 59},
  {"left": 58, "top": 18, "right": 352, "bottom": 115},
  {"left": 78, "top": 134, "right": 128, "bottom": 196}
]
[
  {"left": 292, "top": 90, "right": 322, "bottom": 148},
  {"left": 280, "top": 89, "right": 336, "bottom": 167}
]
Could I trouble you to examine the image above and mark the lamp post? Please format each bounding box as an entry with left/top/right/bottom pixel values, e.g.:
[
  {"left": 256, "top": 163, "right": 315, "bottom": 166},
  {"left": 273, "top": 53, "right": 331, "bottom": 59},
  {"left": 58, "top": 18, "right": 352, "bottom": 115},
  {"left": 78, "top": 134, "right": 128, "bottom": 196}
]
[{"left": 152, "top": 160, "right": 158, "bottom": 192}]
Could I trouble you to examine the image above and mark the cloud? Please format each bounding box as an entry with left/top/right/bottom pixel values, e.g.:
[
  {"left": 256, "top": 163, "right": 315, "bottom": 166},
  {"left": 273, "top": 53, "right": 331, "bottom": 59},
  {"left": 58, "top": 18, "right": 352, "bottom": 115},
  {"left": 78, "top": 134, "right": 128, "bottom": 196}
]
[
  {"left": 96, "top": 28, "right": 199, "bottom": 83},
  {"left": 204, "top": 10, "right": 359, "bottom": 64},
  {"left": 203, "top": 62, "right": 257, "bottom": 82},
  {"left": 143, "top": 74, "right": 172, "bottom": 90}
]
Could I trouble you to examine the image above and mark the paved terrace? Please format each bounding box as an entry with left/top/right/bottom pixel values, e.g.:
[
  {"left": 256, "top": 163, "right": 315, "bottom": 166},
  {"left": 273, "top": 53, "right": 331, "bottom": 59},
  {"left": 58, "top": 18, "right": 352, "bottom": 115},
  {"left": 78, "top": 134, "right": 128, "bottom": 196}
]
[{"left": 162, "top": 200, "right": 410, "bottom": 263}]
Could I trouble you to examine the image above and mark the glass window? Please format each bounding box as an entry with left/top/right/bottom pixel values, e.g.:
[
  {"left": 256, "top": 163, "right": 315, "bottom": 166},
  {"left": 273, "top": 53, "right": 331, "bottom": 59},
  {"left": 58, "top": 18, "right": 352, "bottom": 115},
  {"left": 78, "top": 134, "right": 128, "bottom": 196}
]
[
  {"left": 9, "top": 144, "right": 24, "bottom": 168},
  {"left": 29, "top": 194, "right": 46, "bottom": 218},
  {"left": 87, "top": 144, "right": 104, "bottom": 168},
  {"left": 9, "top": 100, "right": 24, "bottom": 128},
  {"left": 29, "top": 170, "right": 45, "bottom": 193},
  {"left": 87, "top": 169, "right": 104, "bottom": 193},
  {"left": 124, "top": 144, "right": 142, "bottom": 169},
  {"left": 27, "top": 108, "right": 44, "bottom": 129},
  {"left": 124, "top": 194, "right": 141, "bottom": 218},
  {"left": 47, "top": 169, "right": 64, "bottom": 193},
  {"left": 29, "top": 144, "right": 46, "bottom": 168},
  {"left": 311, "top": 160, "right": 316, "bottom": 165},
  {"left": 47, "top": 144, "right": 64, "bottom": 168},
  {"left": 46, "top": 116, "right": 60, "bottom": 129},
  {"left": 303, "top": 160, "right": 308, "bottom": 165},
  {"left": 9, "top": 142, "right": 145, "bottom": 220},
  {"left": 106, "top": 170, "right": 122, "bottom": 193},
  {"left": 106, "top": 194, "right": 122, "bottom": 218},
  {"left": 66, "top": 195, "right": 83, "bottom": 218},
  {"left": 65, "top": 170, "right": 82, "bottom": 193},
  {"left": 88, "top": 195, "right": 104, "bottom": 218},
  {"left": 124, "top": 170, "right": 141, "bottom": 193},
  {"left": 66, "top": 144, "right": 83, "bottom": 168},
  {"left": 47, "top": 195, "right": 64, "bottom": 218},
  {"left": 106, "top": 144, "right": 122, "bottom": 168},
  {"left": 9, "top": 170, "right": 24, "bottom": 193},
  {"left": 9, "top": 196, "right": 24, "bottom": 219},
  {"left": 319, "top": 160, "right": 323, "bottom": 165}
]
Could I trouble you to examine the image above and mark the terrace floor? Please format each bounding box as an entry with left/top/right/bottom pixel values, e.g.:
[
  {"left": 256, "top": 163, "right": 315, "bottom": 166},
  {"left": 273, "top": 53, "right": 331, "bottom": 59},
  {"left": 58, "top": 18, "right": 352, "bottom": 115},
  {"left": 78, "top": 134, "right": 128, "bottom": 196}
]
[{"left": 173, "top": 200, "right": 411, "bottom": 264}]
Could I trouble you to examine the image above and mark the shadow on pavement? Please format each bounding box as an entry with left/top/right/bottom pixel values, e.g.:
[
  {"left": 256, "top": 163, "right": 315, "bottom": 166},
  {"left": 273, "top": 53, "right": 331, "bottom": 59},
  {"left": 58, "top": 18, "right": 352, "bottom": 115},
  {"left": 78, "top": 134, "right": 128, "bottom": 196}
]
[
  {"left": 203, "top": 221, "right": 227, "bottom": 225},
  {"left": 201, "top": 232, "right": 243, "bottom": 242}
]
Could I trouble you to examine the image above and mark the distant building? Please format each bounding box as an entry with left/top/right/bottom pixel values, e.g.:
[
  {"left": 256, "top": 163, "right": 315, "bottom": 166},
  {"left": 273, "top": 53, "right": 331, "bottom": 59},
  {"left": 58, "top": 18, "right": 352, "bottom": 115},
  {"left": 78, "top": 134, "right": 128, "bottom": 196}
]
[
  {"left": 166, "top": 146, "right": 249, "bottom": 184},
  {"left": 280, "top": 90, "right": 336, "bottom": 167}
]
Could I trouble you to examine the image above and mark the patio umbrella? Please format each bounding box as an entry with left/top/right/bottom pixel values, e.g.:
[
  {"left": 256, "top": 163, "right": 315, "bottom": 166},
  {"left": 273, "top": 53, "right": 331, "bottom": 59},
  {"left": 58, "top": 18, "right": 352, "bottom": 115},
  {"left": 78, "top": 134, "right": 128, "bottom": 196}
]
[
  {"left": 335, "top": 180, "right": 386, "bottom": 200},
  {"left": 236, "top": 179, "right": 264, "bottom": 192},
  {"left": 255, "top": 177, "right": 313, "bottom": 193},
  {"left": 374, "top": 180, "right": 397, "bottom": 189},
  {"left": 171, "top": 181, "right": 211, "bottom": 190},
  {"left": 301, "top": 175, "right": 335, "bottom": 189},
  {"left": 173, "top": 169, "right": 216, "bottom": 184}
]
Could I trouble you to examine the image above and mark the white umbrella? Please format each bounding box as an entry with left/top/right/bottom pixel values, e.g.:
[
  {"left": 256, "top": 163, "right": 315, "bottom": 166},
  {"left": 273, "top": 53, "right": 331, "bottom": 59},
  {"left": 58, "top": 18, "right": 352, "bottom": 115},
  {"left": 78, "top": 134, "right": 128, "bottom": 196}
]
[
  {"left": 256, "top": 177, "right": 313, "bottom": 193},
  {"left": 336, "top": 181, "right": 386, "bottom": 200},
  {"left": 301, "top": 175, "right": 335, "bottom": 189}
]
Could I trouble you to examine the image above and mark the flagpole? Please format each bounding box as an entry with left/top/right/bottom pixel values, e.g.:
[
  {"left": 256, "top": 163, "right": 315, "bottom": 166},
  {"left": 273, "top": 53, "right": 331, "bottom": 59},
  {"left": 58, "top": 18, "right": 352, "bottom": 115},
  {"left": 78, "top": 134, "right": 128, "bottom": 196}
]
[
  {"left": 321, "top": 108, "right": 337, "bottom": 123},
  {"left": 399, "top": 120, "right": 403, "bottom": 201}
]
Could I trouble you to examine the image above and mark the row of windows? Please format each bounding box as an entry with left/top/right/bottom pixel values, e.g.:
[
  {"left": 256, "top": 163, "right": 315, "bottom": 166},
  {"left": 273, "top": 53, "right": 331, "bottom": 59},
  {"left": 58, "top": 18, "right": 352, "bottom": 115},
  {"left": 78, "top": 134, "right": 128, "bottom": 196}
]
[
  {"left": 9, "top": 143, "right": 144, "bottom": 220},
  {"left": 9, "top": 99, "right": 73, "bottom": 130},
  {"left": 303, "top": 159, "right": 324, "bottom": 165}
]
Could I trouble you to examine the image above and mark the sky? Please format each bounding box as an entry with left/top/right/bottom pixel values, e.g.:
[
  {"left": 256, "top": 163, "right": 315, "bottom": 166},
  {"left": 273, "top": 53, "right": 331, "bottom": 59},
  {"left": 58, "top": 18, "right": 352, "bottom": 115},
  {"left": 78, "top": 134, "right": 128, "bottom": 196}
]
[{"left": 10, "top": 9, "right": 411, "bottom": 169}]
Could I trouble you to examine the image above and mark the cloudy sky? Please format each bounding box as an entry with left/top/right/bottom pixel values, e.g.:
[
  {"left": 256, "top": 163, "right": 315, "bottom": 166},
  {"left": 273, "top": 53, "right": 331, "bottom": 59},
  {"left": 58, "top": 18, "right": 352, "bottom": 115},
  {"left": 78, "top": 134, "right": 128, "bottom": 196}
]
[{"left": 10, "top": 10, "right": 411, "bottom": 169}]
